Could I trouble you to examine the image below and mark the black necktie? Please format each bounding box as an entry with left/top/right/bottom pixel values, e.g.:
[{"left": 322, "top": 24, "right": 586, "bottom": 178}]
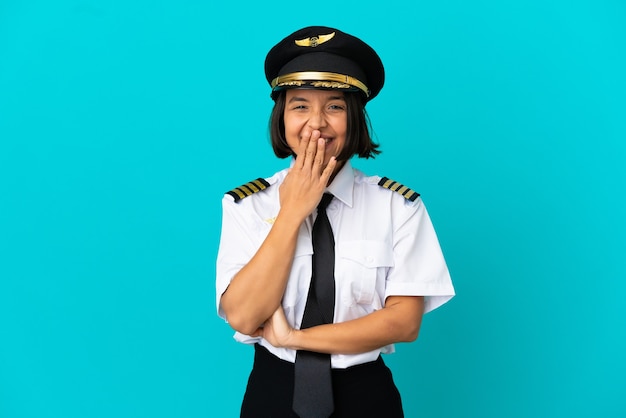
[{"left": 293, "top": 193, "right": 335, "bottom": 418}]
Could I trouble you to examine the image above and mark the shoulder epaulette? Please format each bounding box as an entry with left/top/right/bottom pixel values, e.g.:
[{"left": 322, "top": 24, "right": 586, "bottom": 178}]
[
  {"left": 226, "top": 178, "right": 271, "bottom": 202},
  {"left": 378, "top": 177, "right": 420, "bottom": 202}
]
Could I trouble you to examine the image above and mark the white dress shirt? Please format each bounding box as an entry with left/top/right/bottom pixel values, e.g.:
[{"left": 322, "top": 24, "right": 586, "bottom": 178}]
[{"left": 216, "top": 160, "right": 455, "bottom": 369}]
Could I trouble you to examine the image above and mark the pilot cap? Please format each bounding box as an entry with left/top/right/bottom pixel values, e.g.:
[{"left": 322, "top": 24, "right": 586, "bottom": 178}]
[{"left": 265, "top": 26, "right": 385, "bottom": 102}]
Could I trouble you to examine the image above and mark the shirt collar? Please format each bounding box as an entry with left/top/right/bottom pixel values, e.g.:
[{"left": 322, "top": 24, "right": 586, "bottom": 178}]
[{"left": 326, "top": 160, "right": 354, "bottom": 208}]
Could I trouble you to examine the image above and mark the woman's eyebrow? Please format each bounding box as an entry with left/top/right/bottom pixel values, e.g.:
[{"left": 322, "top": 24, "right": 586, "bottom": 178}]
[{"left": 287, "top": 96, "right": 309, "bottom": 103}]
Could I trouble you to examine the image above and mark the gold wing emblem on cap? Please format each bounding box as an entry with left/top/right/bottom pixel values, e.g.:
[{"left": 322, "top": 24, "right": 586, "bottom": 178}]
[{"left": 295, "top": 32, "right": 335, "bottom": 47}]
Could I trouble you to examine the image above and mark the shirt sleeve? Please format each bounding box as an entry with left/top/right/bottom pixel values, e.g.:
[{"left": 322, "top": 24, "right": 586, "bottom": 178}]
[
  {"left": 384, "top": 197, "right": 455, "bottom": 313},
  {"left": 215, "top": 196, "right": 260, "bottom": 320}
]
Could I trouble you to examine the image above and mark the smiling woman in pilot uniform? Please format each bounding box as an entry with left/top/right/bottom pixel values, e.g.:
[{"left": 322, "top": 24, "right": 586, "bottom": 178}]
[{"left": 216, "top": 26, "right": 455, "bottom": 418}]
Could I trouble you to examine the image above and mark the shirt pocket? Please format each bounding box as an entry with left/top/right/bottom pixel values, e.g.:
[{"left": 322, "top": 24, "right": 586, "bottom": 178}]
[{"left": 336, "top": 240, "right": 394, "bottom": 307}]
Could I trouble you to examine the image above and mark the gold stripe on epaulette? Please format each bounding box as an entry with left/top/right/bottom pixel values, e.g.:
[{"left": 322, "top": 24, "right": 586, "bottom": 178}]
[
  {"left": 253, "top": 179, "right": 269, "bottom": 191},
  {"left": 397, "top": 185, "right": 409, "bottom": 195},
  {"left": 231, "top": 188, "right": 246, "bottom": 200},
  {"left": 378, "top": 177, "right": 420, "bottom": 202},
  {"left": 245, "top": 183, "right": 258, "bottom": 193},
  {"left": 226, "top": 178, "right": 271, "bottom": 202}
]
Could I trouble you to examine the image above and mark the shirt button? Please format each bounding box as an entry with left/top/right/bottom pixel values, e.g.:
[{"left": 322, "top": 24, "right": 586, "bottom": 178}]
[{"left": 366, "top": 256, "right": 374, "bottom": 263}]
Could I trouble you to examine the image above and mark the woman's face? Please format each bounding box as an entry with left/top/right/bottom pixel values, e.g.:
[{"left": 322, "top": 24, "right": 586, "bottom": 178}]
[{"left": 284, "top": 89, "right": 347, "bottom": 173}]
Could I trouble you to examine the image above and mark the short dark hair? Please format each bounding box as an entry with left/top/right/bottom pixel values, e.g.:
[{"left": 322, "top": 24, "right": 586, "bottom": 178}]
[{"left": 269, "top": 91, "right": 381, "bottom": 161}]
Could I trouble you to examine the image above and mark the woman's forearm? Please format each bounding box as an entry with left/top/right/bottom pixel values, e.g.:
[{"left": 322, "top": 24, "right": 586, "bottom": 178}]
[{"left": 261, "top": 296, "right": 425, "bottom": 355}]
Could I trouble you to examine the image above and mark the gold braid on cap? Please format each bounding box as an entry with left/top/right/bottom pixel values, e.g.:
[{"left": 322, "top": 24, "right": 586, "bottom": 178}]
[{"left": 271, "top": 71, "right": 370, "bottom": 97}]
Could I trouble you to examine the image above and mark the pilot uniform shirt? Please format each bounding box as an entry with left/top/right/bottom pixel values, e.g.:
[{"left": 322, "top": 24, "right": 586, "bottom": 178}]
[{"left": 216, "top": 160, "right": 455, "bottom": 369}]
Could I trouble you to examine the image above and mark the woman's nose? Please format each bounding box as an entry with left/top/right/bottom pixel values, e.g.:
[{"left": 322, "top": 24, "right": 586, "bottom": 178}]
[{"left": 307, "top": 110, "right": 327, "bottom": 130}]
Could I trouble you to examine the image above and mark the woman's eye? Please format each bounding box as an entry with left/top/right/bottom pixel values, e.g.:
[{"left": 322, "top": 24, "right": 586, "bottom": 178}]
[{"left": 329, "top": 104, "right": 345, "bottom": 111}]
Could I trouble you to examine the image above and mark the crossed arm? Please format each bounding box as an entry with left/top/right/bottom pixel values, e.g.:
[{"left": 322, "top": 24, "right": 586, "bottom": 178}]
[{"left": 253, "top": 295, "right": 424, "bottom": 355}]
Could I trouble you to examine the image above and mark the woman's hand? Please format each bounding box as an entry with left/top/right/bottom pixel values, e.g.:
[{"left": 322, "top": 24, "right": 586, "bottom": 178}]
[
  {"left": 252, "top": 305, "right": 298, "bottom": 349},
  {"left": 278, "top": 129, "right": 337, "bottom": 223}
]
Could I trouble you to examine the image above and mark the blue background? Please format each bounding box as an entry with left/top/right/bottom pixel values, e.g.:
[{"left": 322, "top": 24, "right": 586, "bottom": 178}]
[{"left": 1, "top": 1, "right": 625, "bottom": 417}]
